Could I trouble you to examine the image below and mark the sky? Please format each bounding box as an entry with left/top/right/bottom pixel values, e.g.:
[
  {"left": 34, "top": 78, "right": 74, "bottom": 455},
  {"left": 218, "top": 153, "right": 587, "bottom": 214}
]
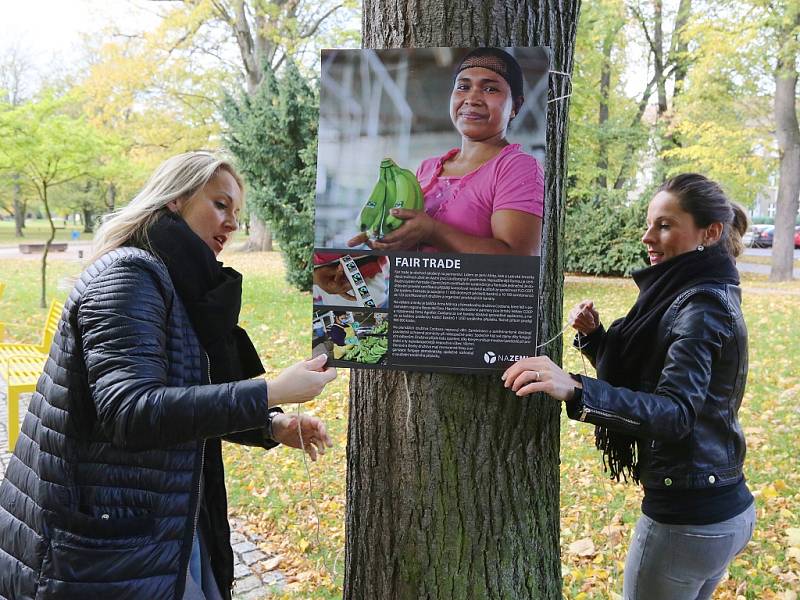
[
  {"left": 0, "top": 0, "right": 160, "bottom": 83},
  {"left": 2, "top": 1, "right": 652, "bottom": 100}
]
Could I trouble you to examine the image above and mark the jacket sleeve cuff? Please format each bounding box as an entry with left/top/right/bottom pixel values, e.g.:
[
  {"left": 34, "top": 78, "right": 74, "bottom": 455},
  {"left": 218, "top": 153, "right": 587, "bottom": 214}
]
[
  {"left": 573, "top": 325, "right": 605, "bottom": 362},
  {"left": 564, "top": 374, "right": 584, "bottom": 420}
]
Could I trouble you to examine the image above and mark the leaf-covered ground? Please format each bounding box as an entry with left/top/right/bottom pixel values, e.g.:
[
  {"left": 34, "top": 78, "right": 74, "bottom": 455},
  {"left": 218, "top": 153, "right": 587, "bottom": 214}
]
[{"left": 1, "top": 252, "right": 797, "bottom": 599}]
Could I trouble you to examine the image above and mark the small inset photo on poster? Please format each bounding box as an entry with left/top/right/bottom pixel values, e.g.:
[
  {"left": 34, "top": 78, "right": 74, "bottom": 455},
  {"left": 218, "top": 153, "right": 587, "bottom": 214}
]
[
  {"left": 315, "top": 47, "right": 548, "bottom": 255},
  {"left": 313, "top": 251, "right": 390, "bottom": 308},
  {"left": 311, "top": 309, "right": 389, "bottom": 366}
]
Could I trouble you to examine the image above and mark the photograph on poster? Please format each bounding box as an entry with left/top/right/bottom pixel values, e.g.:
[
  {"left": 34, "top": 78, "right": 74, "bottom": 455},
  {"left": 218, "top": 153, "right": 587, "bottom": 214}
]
[
  {"left": 312, "top": 309, "right": 389, "bottom": 365},
  {"left": 315, "top": 47, "right": 548, "bottom": 255},
  {"left": 313, "top": 251, "right": 390, "bottom": 308}
]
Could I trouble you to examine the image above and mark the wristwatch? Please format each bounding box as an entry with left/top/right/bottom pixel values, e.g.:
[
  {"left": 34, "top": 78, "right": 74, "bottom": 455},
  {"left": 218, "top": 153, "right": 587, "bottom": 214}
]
[{"left": 265, "top": 406, "right": 284, "bottom": 441}]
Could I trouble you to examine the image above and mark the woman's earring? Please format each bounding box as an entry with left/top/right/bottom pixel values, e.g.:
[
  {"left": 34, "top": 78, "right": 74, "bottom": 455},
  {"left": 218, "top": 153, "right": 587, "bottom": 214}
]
[{"left": 697, "top": 244, "right": 705, "bottom": 252}]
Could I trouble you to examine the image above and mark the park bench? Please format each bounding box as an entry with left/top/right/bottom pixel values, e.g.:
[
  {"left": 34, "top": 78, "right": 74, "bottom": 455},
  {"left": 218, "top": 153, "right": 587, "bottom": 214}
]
[
  {"left": 0, "top": 299, "right": 64, "bottom": 451},
  {"left": 18, "top": 242, "right": 68, "bottom": 254}
]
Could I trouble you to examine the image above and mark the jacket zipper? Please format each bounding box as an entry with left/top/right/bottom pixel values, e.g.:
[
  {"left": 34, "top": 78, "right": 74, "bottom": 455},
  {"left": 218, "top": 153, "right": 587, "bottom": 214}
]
[
  {"left": 579, "top": 405, "right": 640, "bottom": 427},
  {"left": 182, "top": 350, "right": 211, "bottom": 594}
]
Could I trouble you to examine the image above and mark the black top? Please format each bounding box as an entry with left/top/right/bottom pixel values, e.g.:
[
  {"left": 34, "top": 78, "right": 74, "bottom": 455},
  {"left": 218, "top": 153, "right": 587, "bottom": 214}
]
[{"left": 642, "top": 476, "right": 753, "bottom": 525}]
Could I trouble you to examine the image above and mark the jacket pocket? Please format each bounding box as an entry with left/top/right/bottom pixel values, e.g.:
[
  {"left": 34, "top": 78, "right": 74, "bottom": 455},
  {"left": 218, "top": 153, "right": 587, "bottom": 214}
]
[{"left": 40, "top": 510, "right": 159, "bottom": 584}]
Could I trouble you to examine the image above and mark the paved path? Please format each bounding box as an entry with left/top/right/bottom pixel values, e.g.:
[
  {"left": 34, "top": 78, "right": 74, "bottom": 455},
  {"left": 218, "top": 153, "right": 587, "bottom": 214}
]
[
  {"left": 0, "top": 390, "right": 285, "bottom": 600},
  {"left": 0, "top": 241, "right": 94, "bottom": 261}
]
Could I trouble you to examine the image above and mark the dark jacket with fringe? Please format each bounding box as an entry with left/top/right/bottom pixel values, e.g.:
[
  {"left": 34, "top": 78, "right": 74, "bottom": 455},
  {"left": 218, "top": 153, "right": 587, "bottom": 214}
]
[
  {"left": 568, "top": 283, "right": 748, "bottom": 490},
  {"left": 0, "top": 248, "right": 271, "bottom": 600}
]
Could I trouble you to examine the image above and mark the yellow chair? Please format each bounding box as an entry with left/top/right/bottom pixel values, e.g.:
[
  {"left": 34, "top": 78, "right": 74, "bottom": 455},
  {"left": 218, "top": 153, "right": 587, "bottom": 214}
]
[
  {"left": 1, "top": 352, "right": 46, "bottom": 451},
  {"left": 0, "top": 298, "right": 63, "bottom": 451},
  {"left": 0, "top": 298, "right": 64, "bottom": 359}
]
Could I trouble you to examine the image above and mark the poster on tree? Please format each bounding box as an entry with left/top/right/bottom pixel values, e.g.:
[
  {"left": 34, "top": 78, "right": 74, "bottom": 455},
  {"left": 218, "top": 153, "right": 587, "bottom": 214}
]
[{"left": 311, "top": 47, "right": 549, "bottom": 373}]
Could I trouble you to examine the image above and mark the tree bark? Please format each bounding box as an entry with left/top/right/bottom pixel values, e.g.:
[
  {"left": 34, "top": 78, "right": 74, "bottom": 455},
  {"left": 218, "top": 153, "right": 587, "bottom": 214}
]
[
  {"left": 770, "top": 18, "right": 800, "bottom": 282},
  {"left": 345, "top": 2, "right": 580, "bottom": 598}
]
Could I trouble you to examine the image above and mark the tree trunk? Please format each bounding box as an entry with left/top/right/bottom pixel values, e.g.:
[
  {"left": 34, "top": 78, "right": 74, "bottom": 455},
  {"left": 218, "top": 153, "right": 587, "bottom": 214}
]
[
  {"left": 345, "top": 2, "right": 580, "bottom": 598},
  {"left": 770, "top": 26, "right": 800, "bottom": 282},
  {"left": 240, "top": 215, "right": 273, "bottom": 251},
  {"left": 596, "top": 29, "right": 615, "bottom": 191},
  {"left": 40, "top": 185, "right": 55, "bottom": 309},
  {"left": 219, "top": 1, "right": 276, "bottom": 252},
  {"left": 82, "top": 208, "right": 95, "bottom": 234},
  {"left": 107, "top": 182, "right": 117, "bottom": 212},
  {"left": 653, "top": 0, "right": 668, "bottom": 116},
  {"left": 668, "top": 0, "right": 692, "bottom": 100},
  {"left": 13, "top": 173, "right": 24, "bottom": 237}
]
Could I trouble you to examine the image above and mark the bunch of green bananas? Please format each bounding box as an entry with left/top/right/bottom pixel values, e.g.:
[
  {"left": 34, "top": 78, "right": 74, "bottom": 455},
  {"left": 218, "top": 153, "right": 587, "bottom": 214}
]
[
  {"left": 358, "top": 158, "right": 424, "bottom": 239},
  {"left": 342, "top": 335, "right": 388, "bottom": 364}
]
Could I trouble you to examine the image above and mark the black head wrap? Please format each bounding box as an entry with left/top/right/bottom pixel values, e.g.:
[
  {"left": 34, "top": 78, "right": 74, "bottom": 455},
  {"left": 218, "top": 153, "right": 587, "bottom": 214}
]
[{"left": 454, "top": 47, "right": 525, "bottom": 102}]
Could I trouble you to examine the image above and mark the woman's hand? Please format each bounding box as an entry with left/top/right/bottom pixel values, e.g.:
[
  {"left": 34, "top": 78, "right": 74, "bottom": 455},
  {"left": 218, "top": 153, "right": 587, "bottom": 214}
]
[
  {"left": 568, "top": 300, "right": 601, "bottom": 336},
  {"left": 373, "top": 209, "right": 435, "bottom": 251},
  {"left": 271, "top": 413, "right": 333, "bottom": 461},
  {"left": 346, "top": 209, "right": 435, "bottom": 251},
  {"left": 267, "top": 354, "right": 337, "bottom": 406},
  {"left": 501, "top": 356, "right": 580, "bottom": 402}
]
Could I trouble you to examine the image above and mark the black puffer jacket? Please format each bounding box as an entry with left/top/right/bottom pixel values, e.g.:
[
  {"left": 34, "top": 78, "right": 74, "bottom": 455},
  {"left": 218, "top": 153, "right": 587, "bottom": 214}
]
[
  {"left": 568, "top": 283, "right": 748, "bottom": 490},
  {"left": 0, "top": 248, "right": 270, "bottom": 599}
]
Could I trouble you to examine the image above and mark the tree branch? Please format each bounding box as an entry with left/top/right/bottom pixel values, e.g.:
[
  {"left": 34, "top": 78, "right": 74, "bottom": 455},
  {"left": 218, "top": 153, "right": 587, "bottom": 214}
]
[
  {"left": 299, "top": 3, "right": 343, "bottom": 39},
  {"left": 628, "top": 2, "right": 658, "bottom": 58}
]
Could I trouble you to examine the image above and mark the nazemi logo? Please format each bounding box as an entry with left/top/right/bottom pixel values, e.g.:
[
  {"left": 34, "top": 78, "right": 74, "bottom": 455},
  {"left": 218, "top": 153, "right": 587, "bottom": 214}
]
[{"left": 483, "top": 351, "right": 530, "bottom": 364}]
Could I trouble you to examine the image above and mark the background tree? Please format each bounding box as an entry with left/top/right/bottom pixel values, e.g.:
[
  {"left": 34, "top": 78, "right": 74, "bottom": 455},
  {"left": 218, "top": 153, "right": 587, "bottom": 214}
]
[
  {"left": 76, "top": 32, "right": 224, "bottom": 215},
  {"left": 344, "top": 2, "right": 579, "bottom": 598},
  {"left": 565, "top": 0, "right": 650, "bottom": 275},
  {"left": 0, "top": 93, "right": 104, "bottom": 307},
  {"left": 148, "top": 0, "right": 359, "bottom": 251},
  {"left": 223, "top": 60, "right": 318, "bottom": 289},
  {"left": 769, "top": 2, "right": 800, "bottom": 281},
  {"left": 0, "top": 43, "right": 34, "bottom": 237}
]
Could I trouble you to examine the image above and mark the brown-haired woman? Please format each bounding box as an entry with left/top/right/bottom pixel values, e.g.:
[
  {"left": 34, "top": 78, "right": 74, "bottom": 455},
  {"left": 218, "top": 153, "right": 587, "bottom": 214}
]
[{"left": 503, "top": 173, "right": 754, "bottom": 599}]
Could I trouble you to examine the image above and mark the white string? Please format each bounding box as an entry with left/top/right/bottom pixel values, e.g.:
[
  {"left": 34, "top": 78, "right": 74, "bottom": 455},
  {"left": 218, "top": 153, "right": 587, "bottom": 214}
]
[
  {"left": 571, "top": 319, "right": 621, "bottom": 592},
  {"left": 294, "top": 405, "right": 337, "bottom": 584},
  {"left": 534, "top": 320, "right": 573, "bottom": 351},
  {"left": 547, "top": 93, "right": 572, "bottom": 104},
  {"left": 548, "top": 69, "right": 573, "bottom": 104}
]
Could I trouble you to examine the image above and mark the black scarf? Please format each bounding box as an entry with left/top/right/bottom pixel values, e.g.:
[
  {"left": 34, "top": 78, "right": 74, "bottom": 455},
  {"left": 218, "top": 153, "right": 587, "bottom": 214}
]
[
  {"left": 594, "top": 243, "right": 739, "bottom": 483},
  {"left": 143, "top": 212, "right": 265, "bottom": 598},
  {"left": 144, "top": 211, "right": 264, "bottom": 383}
]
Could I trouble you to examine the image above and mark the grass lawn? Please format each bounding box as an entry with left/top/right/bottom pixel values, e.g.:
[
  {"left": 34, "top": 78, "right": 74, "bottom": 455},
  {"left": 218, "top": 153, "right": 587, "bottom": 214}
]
[{"left": 1, "top": 252, "right": 798, "bottom": 599}]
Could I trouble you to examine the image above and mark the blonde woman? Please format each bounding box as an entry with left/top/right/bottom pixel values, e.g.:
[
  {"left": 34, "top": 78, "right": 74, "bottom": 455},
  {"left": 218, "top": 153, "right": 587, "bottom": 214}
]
[{"left": 0, "top": 152, "right": 336, "bottom": 600}]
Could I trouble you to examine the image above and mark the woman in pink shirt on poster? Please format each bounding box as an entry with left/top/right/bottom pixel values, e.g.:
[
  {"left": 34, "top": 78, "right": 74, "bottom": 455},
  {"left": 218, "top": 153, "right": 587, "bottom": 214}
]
[{"left": 348, "top": 47, "right": 544, "bottom": 256}]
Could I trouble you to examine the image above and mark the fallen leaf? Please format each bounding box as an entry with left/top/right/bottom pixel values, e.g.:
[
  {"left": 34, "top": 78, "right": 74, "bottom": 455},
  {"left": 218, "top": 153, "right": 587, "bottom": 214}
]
[
  {"left": 787, "top": 528, "right": 800, "bottom": 548},
  {"left": 569, "top": 537, "right": 596, "bottom": 557}
]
